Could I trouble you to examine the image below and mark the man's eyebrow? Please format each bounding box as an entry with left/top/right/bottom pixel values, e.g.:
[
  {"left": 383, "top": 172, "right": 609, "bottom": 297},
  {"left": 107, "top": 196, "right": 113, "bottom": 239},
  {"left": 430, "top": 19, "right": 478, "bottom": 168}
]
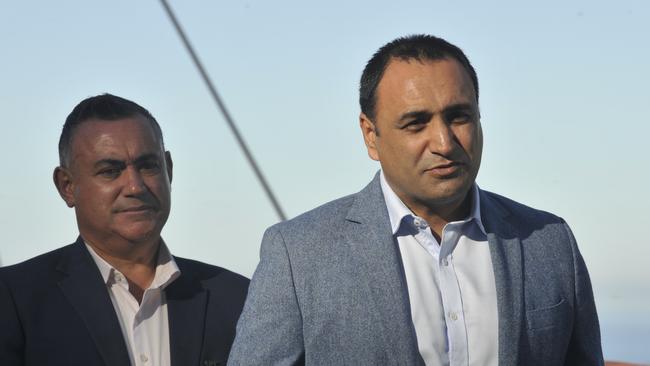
[
  {"left": 93, "top": 159, "right": 125, "bottom": 169},
  {"left": 397, "top": 103, "right": 475, "bottom": 123},
  {"left": 134, "top": 153, "right": 161, "bottom": 164},
  {"left": 398, "top": 110, "right": 433, "bottom": 122},
  {"left": 442, "top": 103, "right": 476, "bottom": 114},
  {"left": 92, "top": 154, "right": 160, "bottom": 169}
]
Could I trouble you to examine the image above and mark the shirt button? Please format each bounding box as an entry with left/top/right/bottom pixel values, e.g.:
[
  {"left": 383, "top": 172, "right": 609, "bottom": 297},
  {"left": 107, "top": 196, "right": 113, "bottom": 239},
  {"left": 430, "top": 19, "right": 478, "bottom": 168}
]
[
  {"left": 140, "top": 354, "right": 148, "bottom": 363},
  {"left": 413, "top": 217, "right": 427, "bottom": 229},
  {"left": 441, "top": 258, "right": 449, "bottom": 266},
  {"left": 450, "top": 312, "right": 458, "bottom": 321}
]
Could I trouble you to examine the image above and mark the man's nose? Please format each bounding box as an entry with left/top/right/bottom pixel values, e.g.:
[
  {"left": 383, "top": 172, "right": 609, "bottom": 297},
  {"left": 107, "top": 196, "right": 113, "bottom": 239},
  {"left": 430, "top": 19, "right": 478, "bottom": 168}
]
[
  {"left": 426, "top": 120, "right": 455, "bottom": 156},
  {"left": 124, "top": 166, "right": 147, "bottom": 195}
]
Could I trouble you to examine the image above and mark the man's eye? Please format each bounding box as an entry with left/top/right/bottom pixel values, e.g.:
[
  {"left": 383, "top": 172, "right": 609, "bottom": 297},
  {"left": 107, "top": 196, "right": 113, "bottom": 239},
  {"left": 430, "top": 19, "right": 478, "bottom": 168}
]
[
  {"left": 405, "top": 122, "right": 425, "bottom": 131},
  {"left": 140, "top": 162, "right": 161, "bottom": 174},
  {"left": 404, "top": 118, "right": 428, "bottom": 131},
  {"left": 98, "top": 168, "right": 121, "bottom": 178},
  {"left": 448, "top": 112, "right": 472, "bottom": 124}
]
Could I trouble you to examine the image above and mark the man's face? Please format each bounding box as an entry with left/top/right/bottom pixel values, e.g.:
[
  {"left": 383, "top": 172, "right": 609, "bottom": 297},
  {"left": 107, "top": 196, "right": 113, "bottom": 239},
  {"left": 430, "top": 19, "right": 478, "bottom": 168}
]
[
  {"left": 56, "top": 115, "right": 172, "bottom": 246},
  {"left": 361, "top": 57, "right": 483, "bottom": 214}
]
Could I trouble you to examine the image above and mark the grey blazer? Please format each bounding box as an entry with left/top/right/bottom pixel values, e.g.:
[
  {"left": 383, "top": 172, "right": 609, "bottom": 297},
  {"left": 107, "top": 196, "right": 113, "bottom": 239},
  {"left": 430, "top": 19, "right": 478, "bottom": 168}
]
[{"left": 229, "top": 174, "right": 603, "bottom": 365}]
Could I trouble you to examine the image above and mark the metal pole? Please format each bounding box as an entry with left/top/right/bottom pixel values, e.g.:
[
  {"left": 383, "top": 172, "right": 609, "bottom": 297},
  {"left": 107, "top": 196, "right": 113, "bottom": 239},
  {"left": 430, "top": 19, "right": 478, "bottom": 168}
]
[{"left": 159, "top": 0, "right": 287, "bottom": 221}]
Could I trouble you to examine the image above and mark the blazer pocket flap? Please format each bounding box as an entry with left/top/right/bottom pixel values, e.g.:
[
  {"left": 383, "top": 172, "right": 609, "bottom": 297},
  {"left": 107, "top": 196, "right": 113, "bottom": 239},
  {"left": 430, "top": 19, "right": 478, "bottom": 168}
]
[{"left": 525, "top": 298, "right": 569, "bottom": 330}]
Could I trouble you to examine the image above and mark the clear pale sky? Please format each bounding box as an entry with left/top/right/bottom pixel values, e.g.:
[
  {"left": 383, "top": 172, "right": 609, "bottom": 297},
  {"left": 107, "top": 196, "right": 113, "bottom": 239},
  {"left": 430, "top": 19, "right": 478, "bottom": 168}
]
[{"left": 1, "top": 0, "right": 648, "bottom": 362}]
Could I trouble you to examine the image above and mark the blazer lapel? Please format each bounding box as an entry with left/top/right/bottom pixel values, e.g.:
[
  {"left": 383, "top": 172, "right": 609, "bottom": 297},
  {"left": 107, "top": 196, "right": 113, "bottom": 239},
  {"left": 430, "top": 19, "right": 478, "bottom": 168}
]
[
  {"left": 480, "top": 191, "right": 525, "bottom": 366},
  {"left": 166, "top": 264, "right": 208, "bottom": 366},
  {"left": 57, "top": 238, "right": 131, "bottom": 366},
  {"left": 344, "top": 173, "right": 421, "bottom": 364}
]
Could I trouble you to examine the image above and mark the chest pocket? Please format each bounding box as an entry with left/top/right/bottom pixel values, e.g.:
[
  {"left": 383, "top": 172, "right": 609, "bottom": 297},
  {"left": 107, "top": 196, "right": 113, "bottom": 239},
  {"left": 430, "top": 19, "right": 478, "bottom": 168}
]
[{"left": 526, "top": 298, "right": 571, "bottom": 330}]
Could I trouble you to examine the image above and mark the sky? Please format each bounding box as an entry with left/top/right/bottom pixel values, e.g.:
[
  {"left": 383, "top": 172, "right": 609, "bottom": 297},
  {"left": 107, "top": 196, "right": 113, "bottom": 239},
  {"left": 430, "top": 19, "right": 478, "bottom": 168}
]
[{"left": 1, "top": 0, "right": 649, "bottom": 362}]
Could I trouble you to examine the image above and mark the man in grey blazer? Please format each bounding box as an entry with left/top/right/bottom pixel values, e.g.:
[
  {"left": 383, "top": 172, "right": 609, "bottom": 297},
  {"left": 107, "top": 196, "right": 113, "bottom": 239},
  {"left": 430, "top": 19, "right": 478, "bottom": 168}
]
[{"left": 229, "top": 35, "right": 603, "bottom": 365}]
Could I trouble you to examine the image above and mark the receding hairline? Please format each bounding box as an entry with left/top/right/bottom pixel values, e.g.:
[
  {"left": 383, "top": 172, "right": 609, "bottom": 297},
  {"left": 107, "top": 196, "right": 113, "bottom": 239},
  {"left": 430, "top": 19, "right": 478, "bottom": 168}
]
[
  {"left": 372, "top": 56, "right": 478, "bottom": 119},
  {"left": 60, "top": 113, "right": 165, "bottom": 168},
  {"left": 359, "top": 34, "right": 479, "bottom": 123}
]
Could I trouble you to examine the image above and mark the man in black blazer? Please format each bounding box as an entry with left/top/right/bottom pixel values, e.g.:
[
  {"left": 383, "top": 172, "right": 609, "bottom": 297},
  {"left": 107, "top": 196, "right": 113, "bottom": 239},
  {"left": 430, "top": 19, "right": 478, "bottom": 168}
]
[{"left": 0, "top": 94, "right": 249, "bottom": 366}]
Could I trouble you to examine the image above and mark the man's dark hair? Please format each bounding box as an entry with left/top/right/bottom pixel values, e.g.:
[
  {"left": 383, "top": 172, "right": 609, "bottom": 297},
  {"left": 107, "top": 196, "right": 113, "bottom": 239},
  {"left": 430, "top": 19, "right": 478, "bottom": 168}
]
[
  {"left": 359, "top": 34, "right": 479, "bottom": 122},
  {"left": 58, "top": 93, "right": 164, "bottom": 167}
]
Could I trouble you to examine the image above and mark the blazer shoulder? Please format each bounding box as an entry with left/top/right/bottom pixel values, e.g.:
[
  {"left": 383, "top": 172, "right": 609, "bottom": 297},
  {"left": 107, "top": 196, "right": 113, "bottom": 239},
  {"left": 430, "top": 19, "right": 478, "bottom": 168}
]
[
  {"left": 170, "top": 257, "right": 250, "bottom": 322},
  {"left": 172, "top": 257, "right": 249, "bottom": 290},
  {"left": 269, "top": 192, "right": 357, "bottom": 235},
  {"left": 0, "top": 243, "right": 77, "bottom": 284},
  {"left": 481, "top": 189, "right": 565, "bottom": 226},
  {"left": 480, "top": 189, "right": 579, "bottom": 256}
]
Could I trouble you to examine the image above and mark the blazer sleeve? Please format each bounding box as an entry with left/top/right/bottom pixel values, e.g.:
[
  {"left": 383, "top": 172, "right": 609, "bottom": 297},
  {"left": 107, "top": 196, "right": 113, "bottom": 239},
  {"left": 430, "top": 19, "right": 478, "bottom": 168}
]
[
  {"left": 562, "top": 222, "right": 605, "bottom": 366},
  {"left": 0, "top": 274, "right": 25, "bottom": 366},
  {"left": 228, "top": 225, "right": 305, "bottom": 366}
]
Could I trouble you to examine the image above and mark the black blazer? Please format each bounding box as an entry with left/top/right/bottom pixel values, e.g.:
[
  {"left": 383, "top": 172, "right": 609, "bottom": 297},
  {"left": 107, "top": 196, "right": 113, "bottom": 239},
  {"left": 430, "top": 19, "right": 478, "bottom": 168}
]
[{"left": 0, "top": 237, "right": 249, "bottom": 366}]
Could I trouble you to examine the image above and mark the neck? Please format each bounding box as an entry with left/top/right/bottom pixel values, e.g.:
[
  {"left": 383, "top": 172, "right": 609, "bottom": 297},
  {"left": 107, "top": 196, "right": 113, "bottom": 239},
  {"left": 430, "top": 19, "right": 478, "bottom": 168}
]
[
  {"left": 407, "top": 190, "right": 473, "bottom": 242},
  {"left": 84, "top": 236, "right": 161, "bottom": 303}
]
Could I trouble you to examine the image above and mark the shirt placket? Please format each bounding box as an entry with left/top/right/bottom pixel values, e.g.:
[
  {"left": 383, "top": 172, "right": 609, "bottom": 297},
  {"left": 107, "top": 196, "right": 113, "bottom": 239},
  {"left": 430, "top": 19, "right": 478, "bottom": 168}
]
[
  {"left": 134, "top": 288, "right": 160, "bottom": 366},
  {"left": 413, "top": 218, "right": 469, "bottom": 366},
  {"left": 112, "top": 270, "right": 140, "bottom": 365},
  {"left": 438, "top": 225, "right": 468, "bottom": 366}
]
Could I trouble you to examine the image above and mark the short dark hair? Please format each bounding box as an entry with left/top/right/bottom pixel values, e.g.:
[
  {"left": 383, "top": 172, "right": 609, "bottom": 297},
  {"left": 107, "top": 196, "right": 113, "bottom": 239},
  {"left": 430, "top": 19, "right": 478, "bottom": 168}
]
[
  {"left": 359, "top": 34, "right": 479, "bottom": 121},
  {"left": 58, "top": 93, "right": 164, "bottom": 166}
]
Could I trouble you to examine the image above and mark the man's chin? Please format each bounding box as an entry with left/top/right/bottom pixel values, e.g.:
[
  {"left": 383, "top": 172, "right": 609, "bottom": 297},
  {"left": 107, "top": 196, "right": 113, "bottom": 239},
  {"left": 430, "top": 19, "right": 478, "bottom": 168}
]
[
  {"left": 422, "top": 181, "right": 472, "bottom": 206},
  {"left": 113, "top": 224, "right": 163, "bottom": 244}
]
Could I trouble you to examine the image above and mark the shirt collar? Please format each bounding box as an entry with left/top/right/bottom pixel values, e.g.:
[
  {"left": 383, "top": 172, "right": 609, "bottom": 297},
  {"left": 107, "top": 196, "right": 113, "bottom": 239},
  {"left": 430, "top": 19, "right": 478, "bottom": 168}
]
[
  {"left": 379, "top": 170, "right": 486, "bottom": 235},
  {"left": 85, "top": 240, "right": 181, "bottom": 290}
]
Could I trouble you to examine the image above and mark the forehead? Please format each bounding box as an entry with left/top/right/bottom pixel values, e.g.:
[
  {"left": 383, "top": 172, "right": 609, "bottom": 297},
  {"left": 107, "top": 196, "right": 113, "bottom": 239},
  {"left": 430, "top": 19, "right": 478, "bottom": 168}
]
[
  {"left": 375, "top": 58, "right": 477, "bottom": 116},
  {"left": 70, "top": 116, "right": 163, "bottom": 163}
]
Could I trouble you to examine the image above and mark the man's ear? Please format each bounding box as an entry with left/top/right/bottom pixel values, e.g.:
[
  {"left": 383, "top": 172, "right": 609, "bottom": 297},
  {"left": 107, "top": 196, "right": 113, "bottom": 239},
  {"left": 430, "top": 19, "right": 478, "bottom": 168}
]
[
  {"left": 53, "top": 167, "right": 75, "bottom": 208},
  {"left": 165, "top": 151, "right": 173, "bottom": 184},
  {"left": 359, "top": 113, "right": 380, "bottom": 161}
]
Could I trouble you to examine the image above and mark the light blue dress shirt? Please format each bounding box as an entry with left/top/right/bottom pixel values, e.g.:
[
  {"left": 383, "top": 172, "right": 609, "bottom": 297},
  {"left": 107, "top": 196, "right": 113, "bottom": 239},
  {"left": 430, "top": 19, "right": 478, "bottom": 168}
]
[{"left": 380, "top": 172, "right": 498, "bottom": 366}]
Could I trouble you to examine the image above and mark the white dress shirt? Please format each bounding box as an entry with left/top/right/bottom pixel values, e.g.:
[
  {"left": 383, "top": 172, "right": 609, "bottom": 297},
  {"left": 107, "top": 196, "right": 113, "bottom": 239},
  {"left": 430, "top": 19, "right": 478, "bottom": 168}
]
[
  {"left": 85, "top": 241, "right": 180, "bottom": 366},
  {"left": 380, "top": 172, "right": 498, "bottom": 366}
]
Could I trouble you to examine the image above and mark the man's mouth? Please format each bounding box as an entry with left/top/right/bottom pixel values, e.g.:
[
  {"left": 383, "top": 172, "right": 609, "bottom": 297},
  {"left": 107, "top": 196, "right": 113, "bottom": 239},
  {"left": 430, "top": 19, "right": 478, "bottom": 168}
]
[
  {"left": 117, "top": 205, "right": 156, "bottom": 213},
  {"left": 425, "top": 162, "right": 464, "bottom": 177}
]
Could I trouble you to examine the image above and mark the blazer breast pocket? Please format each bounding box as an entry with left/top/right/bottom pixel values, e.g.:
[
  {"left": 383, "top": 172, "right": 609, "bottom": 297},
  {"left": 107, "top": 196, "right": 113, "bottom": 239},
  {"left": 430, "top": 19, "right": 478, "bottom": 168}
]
[{"left": 525, "top": 298, "right": 571, "bottom": 331}]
